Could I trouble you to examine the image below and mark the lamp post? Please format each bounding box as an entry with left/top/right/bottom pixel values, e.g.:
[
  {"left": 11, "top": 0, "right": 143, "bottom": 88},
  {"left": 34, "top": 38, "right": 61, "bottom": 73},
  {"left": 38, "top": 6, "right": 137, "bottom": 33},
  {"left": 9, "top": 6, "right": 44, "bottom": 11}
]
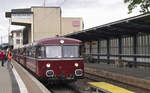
[
  {"left": 8, "top": 18, "right": 11, "bottom": 49},
  {"left": 1, "top": 35, "right": 2, "bottom": 45},
  {"left": 43, "top": 0, "right": 46, "bottom": 7}
]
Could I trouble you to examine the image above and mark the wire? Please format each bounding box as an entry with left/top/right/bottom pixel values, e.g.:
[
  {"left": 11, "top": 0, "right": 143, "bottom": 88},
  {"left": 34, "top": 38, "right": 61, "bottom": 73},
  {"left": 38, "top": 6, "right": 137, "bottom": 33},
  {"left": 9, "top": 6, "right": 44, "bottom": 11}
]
[{"left": 59, "top": 0, "right": 67, "bottom": 6}]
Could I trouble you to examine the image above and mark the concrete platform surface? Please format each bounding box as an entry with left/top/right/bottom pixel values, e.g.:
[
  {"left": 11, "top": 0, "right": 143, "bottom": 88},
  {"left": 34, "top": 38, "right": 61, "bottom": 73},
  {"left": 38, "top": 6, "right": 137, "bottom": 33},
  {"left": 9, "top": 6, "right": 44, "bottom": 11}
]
[
  {"left": 85, "top": 63, "right": 150, "bottom": 80},
  {"left": 0, "top": 66, "right": 12, "bottom": 93},
  {"left": 0, "top": 61, "right": 17, "bottom": 93},
  {"left": 12, "top": 60, "right": 51, "bottom": 93},
  {"left": 0, "top": 60, "right": 51, "bottom": 93}
]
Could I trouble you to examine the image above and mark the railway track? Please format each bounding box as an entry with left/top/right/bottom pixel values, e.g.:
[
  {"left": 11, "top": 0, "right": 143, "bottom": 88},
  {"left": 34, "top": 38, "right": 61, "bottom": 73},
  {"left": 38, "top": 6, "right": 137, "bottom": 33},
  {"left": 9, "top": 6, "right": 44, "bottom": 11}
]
[
  {"left": 44, "top": 78, "right": 89, "bottom": 93},
  {"left": 47, "top": 83, "right": 81, "bottom": 93},
  {"left": 45, "top": 78, "right": 94, "bottom": 93},
  {"left": 85, "top": 72, "right": 150, "bottom": 93}
]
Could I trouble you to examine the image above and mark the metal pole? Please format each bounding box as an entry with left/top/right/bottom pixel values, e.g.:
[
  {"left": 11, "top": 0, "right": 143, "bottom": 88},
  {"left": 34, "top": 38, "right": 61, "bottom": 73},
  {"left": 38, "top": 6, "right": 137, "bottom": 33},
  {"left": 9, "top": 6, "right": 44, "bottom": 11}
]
[
  {"left": 89, "top": 41, "right": 92, "bottom": 63},
  {"left": 90, "top": 41, "right": 92, "bottom": 54},
  {"left": 133, "top": 35, "right": 137, "bottom": 67},
  {"left": 8, "top": 18, "right": 11, "bottom": 49},
  {"left": 118, "top": 37, "right": 122, "bottom": 59},
  {"left": 1, "top": 36, "right": 2, "bottom": 44},
  {"left": 107, "top": 39, "right": 110, "bottom": 64},
  {"left": 97, "top": 40, "right": 100, "bottom": 63},
  {"left": 43, "top": 0, "right": 46, "bottom": 7}
]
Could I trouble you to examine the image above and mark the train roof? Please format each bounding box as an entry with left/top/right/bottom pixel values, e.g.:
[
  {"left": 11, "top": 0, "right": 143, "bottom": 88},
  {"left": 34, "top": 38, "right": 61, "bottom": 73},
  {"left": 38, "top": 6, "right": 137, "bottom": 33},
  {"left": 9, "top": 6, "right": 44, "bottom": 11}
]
[{"left": 33, "top": 37, "right": 82, "bottom": 46}]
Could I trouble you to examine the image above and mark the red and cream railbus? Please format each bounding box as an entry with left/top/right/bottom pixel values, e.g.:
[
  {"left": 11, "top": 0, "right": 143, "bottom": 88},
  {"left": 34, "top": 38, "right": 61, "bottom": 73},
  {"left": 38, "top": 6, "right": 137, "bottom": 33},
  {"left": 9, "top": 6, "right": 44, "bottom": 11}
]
[{"left": 14, "top": 37, "right": 84, "bottom": 83}]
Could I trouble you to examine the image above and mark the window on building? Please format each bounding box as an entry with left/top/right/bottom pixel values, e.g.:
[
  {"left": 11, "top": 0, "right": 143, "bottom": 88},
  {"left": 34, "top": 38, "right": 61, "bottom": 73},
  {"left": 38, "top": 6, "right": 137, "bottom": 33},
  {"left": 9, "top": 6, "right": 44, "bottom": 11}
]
[
  {"left": 100, "top": 40, "right": 107, "bottom": 54},
  {"left": 12, "top": 13, "right": 32, "bottom": 19},
  {"left": 85, "top": 42, "right": 90, "bottom": 54},
  {"left": 16, "top": 32, "right": 20, "bottom": 37},
  {"left": 16, "top": 39, "right": 20, "bottom": 44},
  {"left": 91, "top": 41, "right": 98, "bottom": 54},
  {"left": 110, "top": 39, "right": 118, "bottom": 55}
]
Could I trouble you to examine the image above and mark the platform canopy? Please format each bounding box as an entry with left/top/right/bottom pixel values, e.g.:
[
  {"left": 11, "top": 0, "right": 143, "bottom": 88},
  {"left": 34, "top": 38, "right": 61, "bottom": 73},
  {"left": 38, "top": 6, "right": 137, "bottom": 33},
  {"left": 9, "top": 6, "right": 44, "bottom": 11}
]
[{"left": 65, "top": 13, "right": 150, "bottom": 41}]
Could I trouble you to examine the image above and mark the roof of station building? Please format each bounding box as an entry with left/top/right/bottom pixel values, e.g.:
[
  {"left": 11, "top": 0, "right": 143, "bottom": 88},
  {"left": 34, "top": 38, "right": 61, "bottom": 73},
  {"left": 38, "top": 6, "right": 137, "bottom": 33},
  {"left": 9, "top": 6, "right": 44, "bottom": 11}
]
[{"left": 65, "top": 13, "right": 150, "bottom": 41}]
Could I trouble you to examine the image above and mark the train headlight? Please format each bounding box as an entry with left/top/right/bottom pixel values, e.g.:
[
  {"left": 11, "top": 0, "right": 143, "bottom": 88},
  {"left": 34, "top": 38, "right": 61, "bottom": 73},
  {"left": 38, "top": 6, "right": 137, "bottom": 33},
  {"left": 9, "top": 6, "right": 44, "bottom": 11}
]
[
  {"left": 60, "top": 40, "right": 64, "bottom": 44},
  {"left": 74, "top": 63, "right": 79, "bottom": 67},
  {"left": 75, "top": 69, "right": 83, "bottom": 76},
  {"left": 46, "top": 70, "right": 54, "bottom": 77},
  {"left": 46, "top": 63, "right": 51, "bottom": 68}
]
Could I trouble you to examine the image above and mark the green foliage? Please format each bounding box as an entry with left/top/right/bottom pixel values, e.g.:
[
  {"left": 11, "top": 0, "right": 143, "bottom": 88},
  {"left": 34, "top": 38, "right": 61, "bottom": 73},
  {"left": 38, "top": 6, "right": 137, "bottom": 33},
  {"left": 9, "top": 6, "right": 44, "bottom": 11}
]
[{"left": 124, "top": 0, "right": 150, "bottom": 13}]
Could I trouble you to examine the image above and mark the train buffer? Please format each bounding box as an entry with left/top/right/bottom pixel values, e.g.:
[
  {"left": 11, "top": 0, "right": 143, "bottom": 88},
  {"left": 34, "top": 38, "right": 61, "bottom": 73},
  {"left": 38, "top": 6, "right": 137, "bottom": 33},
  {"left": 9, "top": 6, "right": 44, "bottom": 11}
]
[
  {"left": 88, "top": 82, "right": 134, "bottom": 93},
  {"left": 0, "top": 60, "right": 50, "bottom": 93}
]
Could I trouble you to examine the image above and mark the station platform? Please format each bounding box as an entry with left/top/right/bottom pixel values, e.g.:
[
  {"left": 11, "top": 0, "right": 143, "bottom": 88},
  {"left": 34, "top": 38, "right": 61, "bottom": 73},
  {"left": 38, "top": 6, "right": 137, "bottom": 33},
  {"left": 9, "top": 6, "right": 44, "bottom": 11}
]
[
  {"left": 85, "top": 63, "right": 150, "bottom": 80},
  {"left": 0, "top": 60, "right": 50, "bottom": 93},
  {"left": 85, "top": 63, "right": 150, "bottom": 90}
]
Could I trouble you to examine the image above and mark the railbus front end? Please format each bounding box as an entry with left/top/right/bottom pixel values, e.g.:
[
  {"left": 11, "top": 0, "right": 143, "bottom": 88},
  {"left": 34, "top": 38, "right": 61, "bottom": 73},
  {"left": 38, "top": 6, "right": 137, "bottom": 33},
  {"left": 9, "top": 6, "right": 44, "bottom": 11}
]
[
  {"left": 35, "top": 38, "right": 84, "bottom": 83},
  {"left": 37, "top": 45, "right": 84, "bottom": 82}
]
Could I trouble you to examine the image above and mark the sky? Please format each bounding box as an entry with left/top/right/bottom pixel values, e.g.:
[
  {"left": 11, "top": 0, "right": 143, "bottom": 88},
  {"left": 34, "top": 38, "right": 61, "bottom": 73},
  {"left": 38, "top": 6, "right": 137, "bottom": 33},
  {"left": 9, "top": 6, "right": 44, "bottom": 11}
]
[{"left": 0, "top": 0, "right": 141, "bottom": 44}]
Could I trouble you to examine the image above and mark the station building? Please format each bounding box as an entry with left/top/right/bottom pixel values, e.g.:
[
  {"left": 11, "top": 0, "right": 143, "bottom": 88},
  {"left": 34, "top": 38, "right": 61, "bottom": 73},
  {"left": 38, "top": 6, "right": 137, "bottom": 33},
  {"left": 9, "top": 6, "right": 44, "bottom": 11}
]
[
  {"left": 65, "top": 13, "right": 150, "bottom": 67},
  {"left": 5, "top": 6, "right": 83, "bottom": 48}
]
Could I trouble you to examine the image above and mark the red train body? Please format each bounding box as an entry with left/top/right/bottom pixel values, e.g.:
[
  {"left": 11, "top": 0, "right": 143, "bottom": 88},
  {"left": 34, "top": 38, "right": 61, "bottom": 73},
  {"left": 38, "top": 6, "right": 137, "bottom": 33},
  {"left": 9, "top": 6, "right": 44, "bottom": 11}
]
[{"left": 13, "top": 37, "right": 84, "bottom": 82}]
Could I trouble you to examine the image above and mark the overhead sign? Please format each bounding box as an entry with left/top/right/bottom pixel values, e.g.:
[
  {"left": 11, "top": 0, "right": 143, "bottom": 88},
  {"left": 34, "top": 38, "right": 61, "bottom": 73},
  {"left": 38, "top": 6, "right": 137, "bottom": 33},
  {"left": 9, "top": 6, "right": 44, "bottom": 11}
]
[{"left": 72, "top": 21, "right": 80, "bottom": 27}]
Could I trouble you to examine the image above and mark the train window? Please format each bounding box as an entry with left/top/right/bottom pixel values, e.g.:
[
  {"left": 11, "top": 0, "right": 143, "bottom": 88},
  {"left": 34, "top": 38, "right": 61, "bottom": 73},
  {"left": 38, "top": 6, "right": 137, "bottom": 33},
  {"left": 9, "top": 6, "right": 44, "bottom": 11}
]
[
  {"left": 31, "top": 47, "right": 36, "bottom": 58},
  {"left": 29, "top": 49, "right": 32, "bottom": 56},
  {"left": 26, "top": 48, "right": 30, "bottom": 56},
  {"left": 63, "top": 46, "right": 79, "bottom": 58},
  {"left": 41, "top": 47, "right": 45, "bottom": 58},
  {"left": 23, "top": 48, "right": 26, "bottom": 56},
  {"left": 36, "top": 46, "right": 45, "bottom": 58},
  {"left": 46, "top": 46, "right": 62, "bottom": 58},
  {"left": 80, "top": 45, "right": 84, "bottom": 57}
]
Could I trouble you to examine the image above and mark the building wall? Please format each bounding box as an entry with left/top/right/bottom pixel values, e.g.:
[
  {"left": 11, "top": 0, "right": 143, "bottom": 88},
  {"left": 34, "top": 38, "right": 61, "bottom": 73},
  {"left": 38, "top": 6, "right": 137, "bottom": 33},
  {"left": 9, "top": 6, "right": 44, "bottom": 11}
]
[
  {"left": 31, "top": 7, "right": 61, "bottom": 41},
  {"left": 11, "top": 18, "right": 32, "bottom": 24},
  {"left": 62, "top": 18, "right": 83, "bottom": 36}
]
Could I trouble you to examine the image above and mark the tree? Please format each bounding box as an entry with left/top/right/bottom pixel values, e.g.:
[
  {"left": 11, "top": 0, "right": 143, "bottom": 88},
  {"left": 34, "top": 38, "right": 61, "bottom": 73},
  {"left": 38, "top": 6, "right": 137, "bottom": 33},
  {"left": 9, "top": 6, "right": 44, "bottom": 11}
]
[{"left": 124, "top": 0, "right": 150, "bottom": 13}]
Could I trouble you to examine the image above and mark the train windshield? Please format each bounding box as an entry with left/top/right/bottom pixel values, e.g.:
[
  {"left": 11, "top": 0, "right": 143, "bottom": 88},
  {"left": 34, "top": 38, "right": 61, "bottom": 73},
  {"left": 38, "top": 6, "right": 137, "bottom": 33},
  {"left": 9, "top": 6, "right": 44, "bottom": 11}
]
[
  {"left": 46, "top": 46, "right": 62, "bottom": 58},
  {"left": 63, "top": 46, "right": 79, "bottom": 58}
]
